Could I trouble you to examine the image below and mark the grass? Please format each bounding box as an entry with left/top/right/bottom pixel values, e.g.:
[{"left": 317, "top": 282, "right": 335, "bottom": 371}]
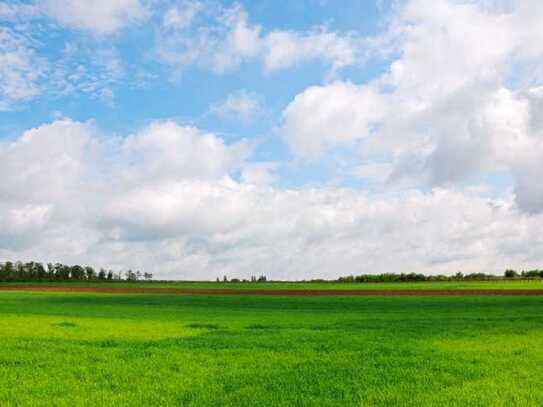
[
  {"left": 1, "top": 279, "right": 543, "bottom": 289},
  {"left": 1, "top": 290, "right": 543, "bottom": 405}
]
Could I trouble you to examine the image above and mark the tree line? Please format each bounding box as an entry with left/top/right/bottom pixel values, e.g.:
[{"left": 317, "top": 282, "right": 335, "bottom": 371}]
[
  {"left": 335, "top": 270, "right": 543, "bottom": 283},
  {"left": 0, "top": 261, "right": 152, "bottom": 282},
  {"left": 2, "top": 260, "right": 541, "bottom": 284},
  {"left": 214, "top": 270, "right": 543, "bottom": 284}
]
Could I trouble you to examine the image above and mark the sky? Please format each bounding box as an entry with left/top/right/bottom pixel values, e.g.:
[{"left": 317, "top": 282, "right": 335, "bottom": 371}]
[{"left": 1, "top": 0, "right": 543, "bottom": 280}]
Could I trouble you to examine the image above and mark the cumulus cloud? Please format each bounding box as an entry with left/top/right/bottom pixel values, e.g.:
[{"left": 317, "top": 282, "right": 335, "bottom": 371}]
[
  {"left": 156, "top": 2, "right": 361, "bottom": 75},
  {"left": 119, "top": 120, "right": 250, "bottom": 183},
  {"left": 2, "top": 118, "right": 543, "bottom": 279},
  {"left": 282, "top": 0, "right": 543, "bottom": 212},
  {"left": 0, "top": 203, "right": 52, "bottom": 249},
  {"left": 282, "top": 81, "right": 386, "bottom": 159}
]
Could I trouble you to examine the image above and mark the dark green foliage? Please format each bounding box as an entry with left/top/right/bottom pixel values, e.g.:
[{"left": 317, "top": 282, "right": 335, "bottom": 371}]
[
  {"left": 0, "top": 261, "right": 149, "bottom": 282},
  {"left": 336, "top": 270, "right": 543, "bottom": 283},
  {"left": 521, "top": 269, "right": 543, "bottom": 278},
  {"left": 505, "top": 269, "right": 518, "bottom": 278}
]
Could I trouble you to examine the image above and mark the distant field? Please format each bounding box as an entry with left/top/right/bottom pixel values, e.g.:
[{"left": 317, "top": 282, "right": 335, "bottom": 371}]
[
  {"left": 1, "top": 279, "right": 543, "bottom": 290},
  {"left": 1, "top": 291, "right": 543, "bottom": 405}
]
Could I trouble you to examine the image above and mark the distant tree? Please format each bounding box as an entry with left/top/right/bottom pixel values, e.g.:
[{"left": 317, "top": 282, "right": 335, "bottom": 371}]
[
  {"left": 47, "top": 263, "right": 55, "bottom": 279},
  {"left": 98, "top": 269, "right": 107, "bottom": 280},
  {"left": 106, "top": 270, "right": 114, "bottom": 280},
  {"left": 85, "top": 266, "right": 96, "bottom": 280},
  {"left": 143, "top": 272, "right": 153, "bottom": 281},
  {"left": 4, "top": 262, "right": 14, "bottom": 281},
  {"left": 504, "top": 269, "right": 518, "bottom": 279},
  {"left": 223, "top": 275, "right": 228, "bottom": 283},
  {"left": 521, "top": 269, "right": 541, "bottom": 278},
  {"left": 125, "top": 270, "right": 137, "bottom": 281},
  {"left": 71, "top": 265, "right": 86, "bottom": 280}
]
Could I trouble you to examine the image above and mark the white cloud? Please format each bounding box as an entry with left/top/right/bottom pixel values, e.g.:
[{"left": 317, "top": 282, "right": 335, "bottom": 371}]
[
  {"left": 156, "top": 3, "right": 260, "bottom": 73},
  {"left": 0, "top": 3, "right": 38, "bottom": 21},
  {"left": 120, "top": 120, "right": 250, "bottom": 183},
  {"left": 240, "top": 162, "right": 279, "bottom": 186},
  {"left": 0, "top": 119, "right": 100, "bottom": 203},
  {"left": 162, "top": 0, "right": 202, "bottom": 29},
  {"left": 350, "top": 162, "right": 393, "bottom": 184},
  {"left": 156, "top": 2, "right": 361, "bottom": 75},
  {"left": 41, "top": 0, "right": 150, "bottom": 35},
  {"left": 0, "top": 27, "right": 47, "bottom": 110},
  {"left": 51, "top": 45, "right": 125, "bottom": 104},
  {"left": 0, "top": 28, "right": 126, "bottom": 109},
  {"left": 262, "top": 28, "right": 358, "bottom": 74},
  {"left": 282, "top": 0, "right": 543, "bottom": 212},
  {"left": 282, "top": 81, "right": 386, "bottom": 159},
  {"left": 0, "top": 203, "right": 52, "bottom": 249},
  {"left": 3, "top": 118, "right": 543, "bottom": 279},
  {"left": 210, "top": 89, "right": 261, "bottom": 123}
]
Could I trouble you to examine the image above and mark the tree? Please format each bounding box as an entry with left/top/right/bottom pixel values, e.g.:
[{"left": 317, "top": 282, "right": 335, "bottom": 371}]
[
  {"left": 125, "top": 270, "right": 137, "bottom": 281},
  {"left": 85, "top": 266, "right": 96, "bottom": 280},
  {"left": 4, "top": 262, "right": 14, "bottom": 280},
  {"left": 47, "top": 263, "right": 55, "bottom": 279},
  {"left": 71, "top": 265, "right": 86, "bottom": 280},
  {"left": 504, "top": 269, "right": 518, "bottom": 279}
]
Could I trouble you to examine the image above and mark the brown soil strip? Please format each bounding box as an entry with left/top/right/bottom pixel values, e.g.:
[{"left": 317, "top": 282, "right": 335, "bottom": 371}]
[{"left": 1, "top": 286, "right": 543, "bottom": 296}]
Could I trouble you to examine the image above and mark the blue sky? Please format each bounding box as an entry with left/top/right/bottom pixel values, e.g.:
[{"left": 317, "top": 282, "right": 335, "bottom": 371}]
[
  {"left": 1, "top": 1, "right": 386, "bottom": 128},
  {"left": 1, "top": 0, "right": 543, "bottom": 279}
]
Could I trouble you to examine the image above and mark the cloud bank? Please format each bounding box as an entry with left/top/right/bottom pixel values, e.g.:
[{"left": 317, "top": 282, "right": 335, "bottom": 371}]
[{"left": 2, "top": 118, "right": 543, "bottom": 279}]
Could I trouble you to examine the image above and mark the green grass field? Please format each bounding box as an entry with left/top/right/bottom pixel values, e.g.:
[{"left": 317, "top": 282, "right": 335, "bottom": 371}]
[
  {"left": 2, "top": 279, "right": 543, "bottom": 289},
  {"left": 1, "top": 289, "right": 543, "bottom": 406}
]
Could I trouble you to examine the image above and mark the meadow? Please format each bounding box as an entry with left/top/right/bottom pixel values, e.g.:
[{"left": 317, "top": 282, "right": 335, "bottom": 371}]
[
  {"left": 2, "top": 279, "right": 543, "bottom": 290},
  {"left": 1, "top": 289, "right": 543, "bottom": 406}
]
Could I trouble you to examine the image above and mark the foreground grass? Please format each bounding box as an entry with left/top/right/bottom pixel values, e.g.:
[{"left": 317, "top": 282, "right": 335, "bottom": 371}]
[
  {"left": 1, "top": 292, "right": 543, "bottom": 406},
  {"left": 1, "top": 279, "right": 543, "bottom": 289}
]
